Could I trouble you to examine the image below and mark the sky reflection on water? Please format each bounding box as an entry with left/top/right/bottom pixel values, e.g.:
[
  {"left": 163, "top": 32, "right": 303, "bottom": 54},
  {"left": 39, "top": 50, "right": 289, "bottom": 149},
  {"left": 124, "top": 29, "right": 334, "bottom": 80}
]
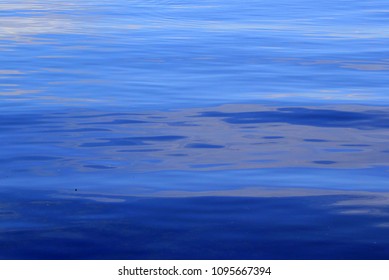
[
  {"left": 2, "top": 189, "right": 389, "bottom": 259},
  {"left": 1, "top": 0, "right": 389, "bottom": 259},
  {"left": 2, "top": 104, "right": 389, "bottom": 178},
  {"left": 1, "top": 0, "right": 389, "bottom": 108}
]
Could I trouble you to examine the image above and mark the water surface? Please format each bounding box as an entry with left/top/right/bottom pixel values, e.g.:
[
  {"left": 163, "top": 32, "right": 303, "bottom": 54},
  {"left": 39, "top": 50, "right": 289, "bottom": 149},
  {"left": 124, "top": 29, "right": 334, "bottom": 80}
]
[{"left": 1, "top": 0, "right": 389, "bottom": 259}]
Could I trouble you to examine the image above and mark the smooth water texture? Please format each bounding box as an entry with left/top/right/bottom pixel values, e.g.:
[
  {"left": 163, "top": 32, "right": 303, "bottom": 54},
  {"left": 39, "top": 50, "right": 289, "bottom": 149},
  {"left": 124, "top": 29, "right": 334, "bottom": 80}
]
[{"left": 1, "top": 0, "right": 389, "bottom": 259}]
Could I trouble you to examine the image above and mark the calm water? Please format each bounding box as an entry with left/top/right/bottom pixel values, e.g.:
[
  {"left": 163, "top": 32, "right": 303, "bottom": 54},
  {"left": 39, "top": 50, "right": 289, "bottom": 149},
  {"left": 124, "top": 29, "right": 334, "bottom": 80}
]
[{"left": 1, "top": 0, "right": 389, "bottom": 259}]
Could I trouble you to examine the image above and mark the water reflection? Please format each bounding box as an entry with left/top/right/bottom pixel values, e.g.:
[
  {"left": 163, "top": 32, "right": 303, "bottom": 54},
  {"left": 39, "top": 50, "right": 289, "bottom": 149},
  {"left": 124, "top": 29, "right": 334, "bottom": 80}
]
[
  {"left": 1, "top": 0, "right": 389, "bottom": 108},
  {"left": 1, "top": 0, "right": 389, "bottom": 260},
  {"left": 2, "top": 188, "right": 389, "bottom": 259},
  {"left": 2, "top": 104, "right": 389, "bottom": 177}
]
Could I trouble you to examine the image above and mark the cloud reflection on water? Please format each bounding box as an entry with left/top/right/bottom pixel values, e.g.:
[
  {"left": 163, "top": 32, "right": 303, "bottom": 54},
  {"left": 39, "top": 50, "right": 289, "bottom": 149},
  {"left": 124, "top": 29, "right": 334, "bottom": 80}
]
[
  {"left": 1, "top": 0, "right": 389, "bottom": 108},
  {"left": 3, "top": 103, "right": 389, "bottom": 173}
]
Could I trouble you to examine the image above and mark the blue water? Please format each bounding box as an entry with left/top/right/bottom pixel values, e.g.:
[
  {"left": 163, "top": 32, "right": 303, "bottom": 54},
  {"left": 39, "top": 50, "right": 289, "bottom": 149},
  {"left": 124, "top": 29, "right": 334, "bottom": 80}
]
[{"left": 1, "top": 0, "right": 389, "bottom": 259}]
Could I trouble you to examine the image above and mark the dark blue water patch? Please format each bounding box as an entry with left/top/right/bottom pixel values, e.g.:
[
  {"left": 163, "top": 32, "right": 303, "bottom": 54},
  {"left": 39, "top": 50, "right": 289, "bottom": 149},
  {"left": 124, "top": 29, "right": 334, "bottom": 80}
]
[
  {"left": 190, "top": 163, "right": 233, "bottom": 169},
  {"left": 252, "top": 142, "right": 277, "bottom": 145},
  {"left": 80, "top": 136, "right": 186, "bottom": 147},
  {"left": 341, "top": 144, "right": 371, "bottom": 147},
  {"left": 82, "top": 119, "right": 149, "bottom": 125},
  {"left": 69, "top": 113, "right": 148, "bottom": 119},
  {"left": 11, "top": 169, "right": 29, "bottom": 173},
  {"left": 83, "top": 165, "right": 115, "bottom": 169},
  {"left": 196, "top": 108, "right": 389, "bottom": 129},
  {"left": 324, "top": 148, "right": 362, "bottom": 153},
  {"left": 117, "top": 149, "right": 163, "bottom": 153},
  {"left": 147, "top": 116, "right": 167, "bottom": 119},
  {"left": 1, "top": 190, "right": 389, "bottom": 259},
  {"left": 304, "top": 139, "right": 330, "bottom": 142},
  {"left": 167, "top": 122, "right": 199, "bottom": 127},
  {"left": 313, "top": 161, "right": 337, "bottom": 165},
  {"left": 0, "top": 156, "right": 62, "bottom": 163},
  {"left": 0, "top": 114, "right": 49, "bottom": 127},
  {"left": 185, "top": 143, "right": 225, "bottom": 149},
  {"left": 19, "top": 141, "right": 64, "bottom": 145},
  {"left": 38, "top": 128, "right": 112, "bottom": 133},
  {"left": 0, "top": 210, "right": 16, "bottom": 217},
  {"left": 262, "top": 136, "right": 284, "bottom": 139}
]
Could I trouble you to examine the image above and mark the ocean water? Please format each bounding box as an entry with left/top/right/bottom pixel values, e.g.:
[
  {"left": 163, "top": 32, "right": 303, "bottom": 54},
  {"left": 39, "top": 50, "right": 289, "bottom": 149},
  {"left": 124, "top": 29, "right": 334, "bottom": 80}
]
[{"left": 1, "top": 0, "right": 389, "bottom": 259}]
